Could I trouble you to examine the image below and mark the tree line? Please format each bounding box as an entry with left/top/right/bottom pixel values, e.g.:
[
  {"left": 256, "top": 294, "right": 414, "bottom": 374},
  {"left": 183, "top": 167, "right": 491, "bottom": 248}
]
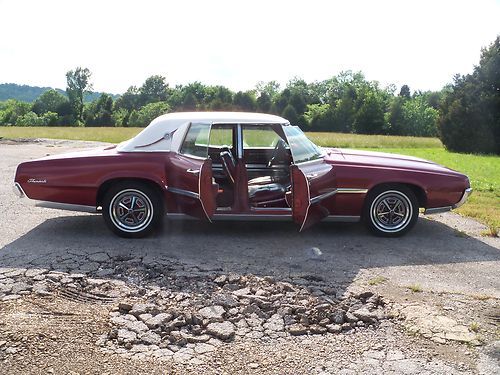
[
  {"left": 0, "top": 36, "right": 498, "bottom": 154},
  {"left": 0, "top": 71, "right": 442, "bottom": 136}
]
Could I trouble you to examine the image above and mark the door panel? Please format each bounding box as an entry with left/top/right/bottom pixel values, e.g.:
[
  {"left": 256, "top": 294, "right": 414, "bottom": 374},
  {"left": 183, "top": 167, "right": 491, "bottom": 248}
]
[
  {"left": 291, "top": 160, "right": 335, "bottom": 231},
  {"left": 166, "top": 153, "right": 217, "bottom": 221},
  {"left": 199, "top": 159, "right": 217, "bottom": 219}
]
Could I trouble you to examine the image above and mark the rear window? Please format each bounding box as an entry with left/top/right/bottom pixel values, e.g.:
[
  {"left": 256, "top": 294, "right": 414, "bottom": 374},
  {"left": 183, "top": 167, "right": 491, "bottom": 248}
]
[{"left": 180, "top": 123, "right": 210, "bottom": 158}]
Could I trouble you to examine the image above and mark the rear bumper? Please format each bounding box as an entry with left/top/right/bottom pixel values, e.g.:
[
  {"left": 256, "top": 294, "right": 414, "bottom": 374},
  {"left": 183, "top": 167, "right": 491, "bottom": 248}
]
[
  {"left": 13, "top": 183, "right": 25, "bottom": 198},
  {"left": 424, "top": 188, "right": 473, "bottom": 215}
]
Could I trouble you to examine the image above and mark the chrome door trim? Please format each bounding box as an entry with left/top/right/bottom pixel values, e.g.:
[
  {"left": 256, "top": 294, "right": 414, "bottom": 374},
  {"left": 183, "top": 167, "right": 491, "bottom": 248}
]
[
  {"left": 236, "top": 124, "right": 243, "bottom": 159},
  {"left": 166, "top": 186, "right": 199, "bottom": 199},
  {"left": 310, "top": 189, "right": 337, "bottom": 205},
  {"left": 336, "top": 188, "right": 368, "bottom": 194}
]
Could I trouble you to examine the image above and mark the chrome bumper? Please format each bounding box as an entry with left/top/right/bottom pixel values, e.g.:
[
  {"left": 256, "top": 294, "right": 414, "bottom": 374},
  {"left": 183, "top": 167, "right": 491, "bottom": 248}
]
[
  {"left": 13, "top": 183, "right": 25, "bottom": 198},
  {"left": 424, "top": 187, "right": 473, "bottom": 215}
]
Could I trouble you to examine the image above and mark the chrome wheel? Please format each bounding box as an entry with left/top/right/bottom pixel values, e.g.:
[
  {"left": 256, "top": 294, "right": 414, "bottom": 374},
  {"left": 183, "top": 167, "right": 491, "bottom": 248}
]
[
  {"left": 109, "top": 189, "right": 153, "bottom": 233},
  {"left": 369, "top": 190, "right": 412, "bottom": 233}
]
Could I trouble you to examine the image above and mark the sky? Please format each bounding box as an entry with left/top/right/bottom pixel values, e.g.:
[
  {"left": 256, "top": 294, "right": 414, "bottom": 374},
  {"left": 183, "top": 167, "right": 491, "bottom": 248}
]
[{"left": 0, "top": 0, "right": 499, "bottom": 95}]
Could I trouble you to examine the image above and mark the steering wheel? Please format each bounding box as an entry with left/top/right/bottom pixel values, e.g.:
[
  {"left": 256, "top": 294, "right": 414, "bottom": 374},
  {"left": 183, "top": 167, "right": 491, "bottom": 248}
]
[{"left": 267, "top": 139, "right": 287, "bottom": 167}]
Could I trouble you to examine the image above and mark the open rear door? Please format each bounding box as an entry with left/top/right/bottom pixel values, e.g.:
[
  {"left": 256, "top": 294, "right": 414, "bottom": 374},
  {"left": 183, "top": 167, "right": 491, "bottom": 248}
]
[
  {"left": 284, "top": 126, "right": 336, "bottom": 231},
  {"left": 166, "top": 122, "right": 217, "bottom": 221}
]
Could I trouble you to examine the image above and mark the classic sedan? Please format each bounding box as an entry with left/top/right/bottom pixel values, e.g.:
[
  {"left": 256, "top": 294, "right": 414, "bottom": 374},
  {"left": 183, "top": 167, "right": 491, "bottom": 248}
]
[{"left": 13, "top": 112, "right": 472, "bottom": 238}]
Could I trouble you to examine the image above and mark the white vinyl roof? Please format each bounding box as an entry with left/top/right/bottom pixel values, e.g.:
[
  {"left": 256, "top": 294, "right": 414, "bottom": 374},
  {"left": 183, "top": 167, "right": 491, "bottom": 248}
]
[{"left": 117, "top": 112, "right": 289, "bottom": 152}]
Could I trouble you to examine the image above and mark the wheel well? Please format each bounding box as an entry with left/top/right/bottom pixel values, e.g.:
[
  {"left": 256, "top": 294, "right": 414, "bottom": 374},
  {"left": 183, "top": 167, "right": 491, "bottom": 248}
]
[
  {"left": 367, "top": 182, "right": 427, "bottom": 208},
  {"left": 96, "top": 178, "right": 165, "bottom": 207}
]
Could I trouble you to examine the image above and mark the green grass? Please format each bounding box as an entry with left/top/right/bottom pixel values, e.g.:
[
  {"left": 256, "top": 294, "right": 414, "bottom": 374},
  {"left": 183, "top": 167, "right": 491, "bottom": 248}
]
[
  {"left": 307, "top": 132, "right": 443, "bottom": 149},
  {"left": 1, "top": 126, "right": 498, "bottom": 233},
  {"left": 407, "top": 284, "right": 423, "bottom": 293},
  {"left": 0, "top": 126, "right": 143, "bottom": 144},
  {"left": 367, "top": 276, "right": 388, "bottom": 286},
  {"left": 0, "top": 127, "right": 443, "bottom": 149}
]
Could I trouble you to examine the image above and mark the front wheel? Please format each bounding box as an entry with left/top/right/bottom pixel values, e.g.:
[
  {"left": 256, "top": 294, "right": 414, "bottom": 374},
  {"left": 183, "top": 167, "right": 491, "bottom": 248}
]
[
  {"left": 363, "top": 185, "right": 419, "bottom": 237},
  {"left": 102, "top": 182, "right": 163, "bottom": 238}
]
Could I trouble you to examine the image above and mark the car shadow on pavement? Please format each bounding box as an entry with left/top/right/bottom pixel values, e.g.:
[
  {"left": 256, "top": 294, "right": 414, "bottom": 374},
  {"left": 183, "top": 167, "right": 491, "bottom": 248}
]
[{"left": 1, "top": 214, "right": 499, "bottom": 298}]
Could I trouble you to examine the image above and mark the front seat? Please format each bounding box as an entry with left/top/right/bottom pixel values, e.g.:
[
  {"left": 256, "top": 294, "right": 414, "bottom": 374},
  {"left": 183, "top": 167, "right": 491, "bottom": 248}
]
[
  {"left": 219, "top": 150, "right": 288, "bottom": 207},
  {"left": 220, "top": 150, "right": 237, "bottom": 184}
]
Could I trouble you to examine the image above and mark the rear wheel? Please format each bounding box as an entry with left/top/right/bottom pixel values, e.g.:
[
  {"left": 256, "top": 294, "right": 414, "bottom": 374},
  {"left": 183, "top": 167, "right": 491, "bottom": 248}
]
[
  {"left": 102, "top": 181, "right": 163, "bottom": 238},
  {"left": 363, "top": 184, "right": 419, "bottom": 237}
]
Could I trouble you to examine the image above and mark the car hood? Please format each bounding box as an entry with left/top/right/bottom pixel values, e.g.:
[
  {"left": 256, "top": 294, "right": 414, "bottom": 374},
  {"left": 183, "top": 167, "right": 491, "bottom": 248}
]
[{"left": 324, "top": 148, "right": 464, "bottom": 177}]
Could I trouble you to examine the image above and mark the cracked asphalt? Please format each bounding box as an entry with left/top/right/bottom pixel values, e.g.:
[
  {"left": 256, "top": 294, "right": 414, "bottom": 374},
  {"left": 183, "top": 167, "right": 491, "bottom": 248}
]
[{"left": 0, "top": 139, "right": 499, "bottom": 374}]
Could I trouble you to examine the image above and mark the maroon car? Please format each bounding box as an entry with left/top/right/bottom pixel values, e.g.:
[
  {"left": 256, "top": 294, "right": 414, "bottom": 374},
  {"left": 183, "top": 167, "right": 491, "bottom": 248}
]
[{"left": 13, "top": 112, "right": 472, "bottom": 238}]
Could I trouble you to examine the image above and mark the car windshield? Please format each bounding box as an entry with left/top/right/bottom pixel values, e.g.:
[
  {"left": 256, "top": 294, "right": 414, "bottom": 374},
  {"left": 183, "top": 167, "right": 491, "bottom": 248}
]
[{"left": 283, "top": 126, "right": 324, "bottom": 164}]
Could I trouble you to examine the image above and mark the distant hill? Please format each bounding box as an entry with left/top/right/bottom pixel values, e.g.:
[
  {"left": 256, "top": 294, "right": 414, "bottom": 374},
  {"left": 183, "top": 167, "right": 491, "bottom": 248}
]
[{"left": 0, "top": 83, "right": 119, "bottom": 103}]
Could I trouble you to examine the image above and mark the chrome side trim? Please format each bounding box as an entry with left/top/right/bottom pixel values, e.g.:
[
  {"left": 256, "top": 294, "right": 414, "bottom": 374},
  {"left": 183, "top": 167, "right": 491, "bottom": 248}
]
[
  {"left": 251, "top": 207, "right": 292, "bottom": 212},
  {"left": 213, "top": 214, "right": 292, "bottom": 222},
  {"left": 336, "top": 188, "right": 368, "bottom": 194},
  {"left": 166, "top": 212, "right": 292, "bottom": 221},
  {"left": 424, "top": 206, "right": 452, "bottom": 215},
  {"left": 167, "top": 212, "right": 361, "bottom": 223},
  {"left": 13, "top": 183, "right": 25, "bottom": 198},
  {"left": 35, "top": 201, "right": 99, "bottom": 213},
  {"left": 310, "top": 189, "right": 337, "bottom": 204},
  {"left": 323, "top": 215, "right": 361, "bottom": 222},
  {"left": 166, "top": 186, "right": 199, "bottom": 199},
  {"left": 424, "top": 187, "right": 473, "bottom": 215}
]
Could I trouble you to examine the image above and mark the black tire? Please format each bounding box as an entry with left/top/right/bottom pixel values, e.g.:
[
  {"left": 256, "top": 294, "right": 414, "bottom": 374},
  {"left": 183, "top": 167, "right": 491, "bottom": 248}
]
[
  {"left": 102, "top": 181, "right": 163, "bottom": 238},
  {"left": 363, "top": 184, "right": 419, "bottom": 237}
]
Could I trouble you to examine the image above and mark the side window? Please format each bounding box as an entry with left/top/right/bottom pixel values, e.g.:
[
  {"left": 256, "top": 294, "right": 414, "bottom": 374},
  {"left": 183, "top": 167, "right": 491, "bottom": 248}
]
[
  {"left": 209, "top": 125, "right": 233, "bottom": 149},
  {"left": 180, "top": 123, "right": 210, "bottom": 158},
  {"left": 242, "top": 125, "right": 281, "bottom": 148}
]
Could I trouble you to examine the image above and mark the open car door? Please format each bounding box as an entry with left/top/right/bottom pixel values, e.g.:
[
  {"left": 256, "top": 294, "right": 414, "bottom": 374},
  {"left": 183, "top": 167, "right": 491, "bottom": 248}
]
[
  {"left": 284, "top": 126, "right": 336, "bottom": 231},
  {"left": 166, "top": 122, "right": 217, "bottom": 221}
]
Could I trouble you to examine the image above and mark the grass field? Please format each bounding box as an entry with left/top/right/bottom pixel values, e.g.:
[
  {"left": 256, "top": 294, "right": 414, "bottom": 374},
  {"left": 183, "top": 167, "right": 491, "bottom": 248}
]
[
  {"left": 0, "top": 126, "right": 443, "bottom": 149},
  {"left": 1, "top": 126, "right": 497, "bottom": 234}
]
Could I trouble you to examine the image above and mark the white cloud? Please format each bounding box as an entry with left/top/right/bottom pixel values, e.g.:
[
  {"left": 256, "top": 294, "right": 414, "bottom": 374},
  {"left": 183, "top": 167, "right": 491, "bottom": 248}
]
[{"left": 0, "top": 0, "right": 498, "bottom": 94}]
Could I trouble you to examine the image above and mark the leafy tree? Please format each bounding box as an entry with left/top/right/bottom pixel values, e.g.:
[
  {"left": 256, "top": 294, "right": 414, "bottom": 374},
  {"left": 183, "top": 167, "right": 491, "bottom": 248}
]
[
  {"left": 114, "top": 86, "right": 140, "bottom": 112},
  {"left": 353, "top": 92, "right": 386, "bottom": 134},
  {"left": 84, "top": 94, "right": 114, "bottom": 126},
  {"left": 32, "top": 89, "right": 68, "bottom": 115},
  {"left": 139, "top": 75, "right": 169, "bottom": 105},
  {"left": 66, "top": 67, "right": 92, "bottom": 125},
  {"left": 256, "top": 92, "right": 272, "bottom": 113},
  {"left": 233, "top": 91, "right": 256, "bottom": 111},
  {"left": 14, "top": 111, "right": 58, "bottom": 126},
  {"left": 387, "top": 97, "right": 405, "bottom": 135},
  {"left": 274, "top": 88, "right": 291, "bottom": 114},
  {"left": 128, "top": 110, "right": 139, "bottom": 127},
  {"left": 182, "top": 92, "right": 197, "bottom": 111},
  {"left": 112, "top": 108, "right": 130, "bottom": 127},
  {"left": 332, "top": 95, "right": 356, "bottom": 132},
  {"left": 0, "top": 99, "right": 31, "bottom": 125},
  {"left": 41, "top": 111, "right": 59, "bottom": 126},
  {"left": 401, "top": 96, "right": 438, "bottom": 136},
  {"left": 399, "top": 84, "right": 411, "bottom": 98},
  {"left": 255, "top": 81, "right": 281, "bottom": 100},
  {"left": 439, "top": 36, "right": 500, "bottom": 154},
  {"left": 282, "top": 104, "right": 299, "bottom": 125},
  {"left": 303, "top": 103, "right": 332, "bottom": 130},
  {"left": 128, "top": 102, "right": 170, "bottom": 127}
]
